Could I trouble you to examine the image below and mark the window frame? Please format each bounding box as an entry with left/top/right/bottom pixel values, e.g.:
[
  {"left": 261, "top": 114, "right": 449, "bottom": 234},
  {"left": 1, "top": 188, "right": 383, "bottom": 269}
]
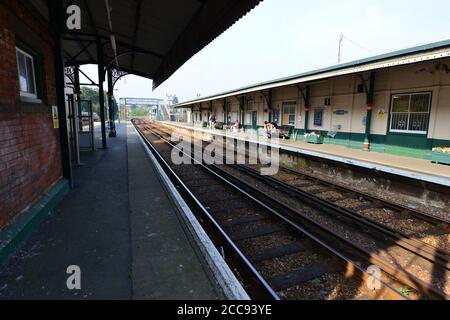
[
  {"left": 389, "top": 92, "right": 432, "bottom": 135},
  {"left": 246, "top": 99, "right": 254, "bottom": 111},
  {"left": 231, "top": 111, "right": 238, "bottom": 123},
  {"left": 281, "top": 101, "right": 296, "bottom": 126},
  {"left": 245, "top": 111, "right": 252, "bottom": 125},
  {"left": 16, "top": 46, "right": 38, "bottom": 99}
]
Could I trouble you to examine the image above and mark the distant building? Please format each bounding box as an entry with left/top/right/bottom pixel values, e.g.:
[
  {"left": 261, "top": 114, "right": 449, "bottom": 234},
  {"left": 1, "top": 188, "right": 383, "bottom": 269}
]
[{"left": 119, "top": 97, "right": 164, "bottom": 120}]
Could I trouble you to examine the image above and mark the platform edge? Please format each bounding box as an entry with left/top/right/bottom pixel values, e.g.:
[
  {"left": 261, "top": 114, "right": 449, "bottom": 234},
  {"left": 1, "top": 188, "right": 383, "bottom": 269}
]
[{"left": 133, "top": 125, "right": 250, "bottom": 301}]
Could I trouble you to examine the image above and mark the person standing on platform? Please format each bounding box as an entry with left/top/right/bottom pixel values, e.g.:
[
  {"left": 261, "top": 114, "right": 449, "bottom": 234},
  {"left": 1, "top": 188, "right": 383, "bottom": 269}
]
[{"left": 209, "top": 114, "right": 216, "bottom": 129}]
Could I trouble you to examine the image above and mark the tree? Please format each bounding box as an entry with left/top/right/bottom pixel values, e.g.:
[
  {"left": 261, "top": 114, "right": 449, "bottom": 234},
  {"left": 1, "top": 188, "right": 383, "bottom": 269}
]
[
  {"left": 80, "top": 86, "right": 118, "bottom": 118},
  {"left": 80, "top": 86, "right": 101, "bottom": 114}
]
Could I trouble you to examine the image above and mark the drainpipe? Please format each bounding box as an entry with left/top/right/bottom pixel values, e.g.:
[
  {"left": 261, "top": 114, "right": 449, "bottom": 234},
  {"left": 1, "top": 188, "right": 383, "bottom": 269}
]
[
  {"left": 304, "top": 85, "right": 311, "bottom": 134},
  {"left": 49, "top": 0, "right": 73, "bottom": 187},
  {"left": 363, "top": 72, "right": 375, "bottom": 151}
]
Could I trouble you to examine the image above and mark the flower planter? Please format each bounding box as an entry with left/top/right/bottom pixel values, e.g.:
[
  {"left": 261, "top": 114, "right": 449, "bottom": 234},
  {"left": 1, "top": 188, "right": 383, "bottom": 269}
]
[
  {"left": 305, "top": 134, "right": 324, "bottom": 144},
  {"left": 431, "top": 151, "right": 450, "bottom": 165}
]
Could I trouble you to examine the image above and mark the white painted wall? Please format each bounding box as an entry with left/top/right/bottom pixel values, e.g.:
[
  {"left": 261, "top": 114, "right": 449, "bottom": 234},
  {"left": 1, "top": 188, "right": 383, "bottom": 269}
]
[{"left": 181, "top": 58, "right": 450, "bottom": 140}]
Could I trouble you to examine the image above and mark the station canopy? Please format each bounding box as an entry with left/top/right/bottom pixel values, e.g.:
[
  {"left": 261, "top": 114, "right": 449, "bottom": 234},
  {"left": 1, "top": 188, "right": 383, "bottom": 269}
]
[{"left": 31, "top": 0, "right": 262, "bottom": 88}]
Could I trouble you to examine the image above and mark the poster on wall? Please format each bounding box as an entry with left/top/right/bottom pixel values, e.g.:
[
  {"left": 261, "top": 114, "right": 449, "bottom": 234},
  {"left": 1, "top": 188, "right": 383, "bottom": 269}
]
[
  {"left": 377, "top": 109, "right": 387, "bottom": 120},
  {"left": 52, "top": 106, "right": 59, "bottom": 129}
]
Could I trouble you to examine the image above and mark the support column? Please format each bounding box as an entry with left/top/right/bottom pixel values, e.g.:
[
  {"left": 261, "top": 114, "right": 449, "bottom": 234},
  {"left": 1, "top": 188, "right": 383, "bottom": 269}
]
[
  {"left": 304, "top": 85, "right": 311, "bottom": 134},
  {"left": 107, "top": 68, "right": 117, "bottom": 137},
  {"left": 223, "top": 98, "right": 227, "bottom": 124},
  {"left": 49, "top": 0, "right": 73, "bottom": 186},
  {"left": 240, "top": 96, "right": 245, "bottom": 131},
  {"left": 363, "top": 73, "right": 375, "bottom": 151},
  {"left": 74, "top": 65, "right": 83, "bottom": 130},
  {"left": 268, "top": 89, "right": 273, "bottom": 122},
  {"left": 97, "top": 37, "right": 107, "bottom": 149}
]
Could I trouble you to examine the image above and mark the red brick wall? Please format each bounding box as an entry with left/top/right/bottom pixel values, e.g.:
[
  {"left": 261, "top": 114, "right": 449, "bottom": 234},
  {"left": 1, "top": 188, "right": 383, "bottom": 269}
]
[{"left": 0, "top": 1, "right": 63, "bottom": 228}]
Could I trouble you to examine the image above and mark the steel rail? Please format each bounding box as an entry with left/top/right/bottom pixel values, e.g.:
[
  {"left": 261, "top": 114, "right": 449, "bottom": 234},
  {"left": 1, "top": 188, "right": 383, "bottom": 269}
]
[
  {"left": 279, "top": 166, "right": 450, "bottom": 226},
  {"left": 150, "top": 121, "right": 449, "bottom": 300},
  {"left": 133, "top": 122, "right": 280, "bottom": 300},
  {"left": 209, "top": 163, "right": 449, "bottom": 300},
  {"left": 136, "top": 121, "right": 407, "bottom": 300},
  {"left": 233, "top": 164, "right": 450, "bottom": 270}
]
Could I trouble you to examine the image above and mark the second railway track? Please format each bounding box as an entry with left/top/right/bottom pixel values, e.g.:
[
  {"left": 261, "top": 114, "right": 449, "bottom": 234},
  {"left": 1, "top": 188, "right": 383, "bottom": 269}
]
[{"left": 134, "top": 119, "right": 449, "bottom": 300}]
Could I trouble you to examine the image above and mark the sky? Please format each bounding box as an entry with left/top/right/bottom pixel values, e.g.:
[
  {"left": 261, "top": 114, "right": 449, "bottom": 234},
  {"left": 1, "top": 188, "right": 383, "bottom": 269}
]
[{"left": 80, "top": 0, "right": 450, "bottom": 103}]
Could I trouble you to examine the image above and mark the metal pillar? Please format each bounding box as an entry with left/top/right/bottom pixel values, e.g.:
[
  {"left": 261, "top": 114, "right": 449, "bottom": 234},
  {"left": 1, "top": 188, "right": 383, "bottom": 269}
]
[
  {"left": 74, "top": 65, "right": 83, "bottom": 130},
  {"left": 223, "top": 98, "right": 227, "bottom": 124},
  {"left": 107, "top": 68, "right": 117, "bottom": 137},
  {"left": 268, "top": 89, "right": 273, "bottom": 122},
  {"left": 304, "top": 85, "right": 311, "bottom": 133},
  {"left": 97, "top": 37, "right": 107, "bottom": 148},
  {"left": 240, "top": 96, "right": 245, "bottom": 130},
  {"left": 49, "top": 0, "right": 73, "bottom": 187},
  {"left": 363, "top": 73, "right": 376, "bottom": 151}
]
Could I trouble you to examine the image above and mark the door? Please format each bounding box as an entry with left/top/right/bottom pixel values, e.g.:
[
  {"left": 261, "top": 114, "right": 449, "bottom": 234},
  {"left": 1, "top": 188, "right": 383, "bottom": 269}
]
[{"left": 252, "top": 111, "right": 257, "bottom": 130}]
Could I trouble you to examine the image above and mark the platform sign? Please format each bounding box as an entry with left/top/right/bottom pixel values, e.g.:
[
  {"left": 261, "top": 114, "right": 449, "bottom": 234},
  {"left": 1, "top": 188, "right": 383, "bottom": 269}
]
[{"left": 52, "top": 106, "right": 59, "bottom": 129}]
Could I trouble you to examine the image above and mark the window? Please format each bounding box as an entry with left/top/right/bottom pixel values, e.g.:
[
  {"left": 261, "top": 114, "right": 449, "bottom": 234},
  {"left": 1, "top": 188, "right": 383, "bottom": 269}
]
[
  {"left": 245, "top": 112, "right": 252, "bottom": 125},
  {"left": 247, "top": 99, "right": 254, "bottom": 110},
  {"left": 231, "top": 112, "right": 238, "bottom": 123},
  {"left": 390, "top": 93, "right": 431, "bottom": 134},
  {"left": 16, "top": 47, "right": 37, "bottom": 98},
  {"left": 313, "top": 108, "right": 324, "bottom": 127},
  {"left": 282, "top": 102, "right": 296, "bottom": 126}
]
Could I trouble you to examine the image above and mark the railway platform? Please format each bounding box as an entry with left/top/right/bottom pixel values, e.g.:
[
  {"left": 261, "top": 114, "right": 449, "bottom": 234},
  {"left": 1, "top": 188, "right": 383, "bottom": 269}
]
[
  {"left": 0, "top": 123, "right": 226, "bottom": 300},
  {"left": 163, "top": 122, "right": 450, "bottom": 188}
]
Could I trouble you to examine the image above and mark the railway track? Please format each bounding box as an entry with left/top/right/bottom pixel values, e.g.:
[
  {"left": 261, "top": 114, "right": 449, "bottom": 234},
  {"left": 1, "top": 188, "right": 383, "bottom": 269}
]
[
  {"left": 134, "top": 120, "right": 449, "bottom": 300},
  {"left": 155, "top": 121, "right": 449, "bottom": 255}
]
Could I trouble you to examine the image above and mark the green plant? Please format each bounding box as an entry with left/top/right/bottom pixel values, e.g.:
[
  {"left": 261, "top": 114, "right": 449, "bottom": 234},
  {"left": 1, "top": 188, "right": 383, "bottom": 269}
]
[{"left": 398, "top": 287, "right": 411, "bottom": 297}]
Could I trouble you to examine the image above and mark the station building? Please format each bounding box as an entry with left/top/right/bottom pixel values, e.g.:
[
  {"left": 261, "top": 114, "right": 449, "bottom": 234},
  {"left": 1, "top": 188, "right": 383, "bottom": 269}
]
[
  {"left": 0, "top": 0, "right": 64, "bottom": 228},
  {"left": 0, "top": 0, "right": 262, "bottom": 237},
  {"left": 175, "top": 41, "right": 450, "bottom": 159}
]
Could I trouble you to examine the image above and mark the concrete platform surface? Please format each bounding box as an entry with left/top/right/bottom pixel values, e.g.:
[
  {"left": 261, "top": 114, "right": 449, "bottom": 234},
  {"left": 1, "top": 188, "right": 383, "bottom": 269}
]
[
  {"left": 164, "top": 122, "right": 450, "bottom": 187},
  {"left": 0, "top": 123, "right": 222, "bottom": 300}
]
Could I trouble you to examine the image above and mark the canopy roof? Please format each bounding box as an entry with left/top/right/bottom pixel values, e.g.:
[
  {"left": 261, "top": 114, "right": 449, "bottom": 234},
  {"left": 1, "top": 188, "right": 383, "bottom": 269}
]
[
  {"left": 30, "top": 0, "right": 262, "bottom": 88},
  {"left": 174, "top": 39, "right": 450, "bottom": 108}
]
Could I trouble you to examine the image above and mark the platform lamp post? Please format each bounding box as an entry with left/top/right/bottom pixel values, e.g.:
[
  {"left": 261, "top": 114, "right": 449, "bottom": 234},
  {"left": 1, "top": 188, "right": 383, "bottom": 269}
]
[{"left": 363, "top": 72, "right": 376, "bottom": 151}]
